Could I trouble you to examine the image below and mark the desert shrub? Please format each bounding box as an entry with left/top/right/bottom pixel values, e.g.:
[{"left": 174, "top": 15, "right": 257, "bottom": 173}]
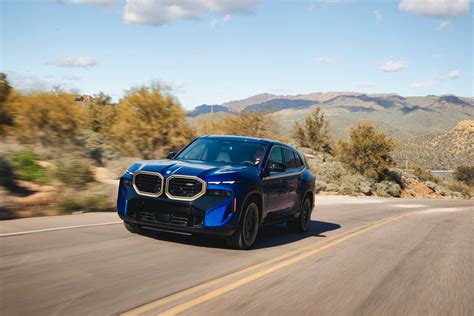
[
  {"left": 9, "top": 150, "right": 49, "bottom": 184},
  {"left": 309, "top": 157, "right": 373, "bottom": 195},
  {"left": 291, "top": 107, "right": 332, "bottom": 153},
  {"left": 374, "top": 181, "right": 401, "bottom": 197},
  {"left": 58, "top": 197, "right": 83, "bottom": 213},
  {"left": 55, "top": 159, "right": 93, "bottom": 188},
  {"left": 5, "top": 92, "right": 87, "bottom": 145},
  {"left": 109, "top": 83, "right": 194, "bottom": 159},
  {"left": 198, "top": 111, "right": 282, "bottom": 140},
  {"left": 75, "top": 129, "right": 119, "bottom": 165},
  {"left": 0, "top": 155, "right": 16, "bottom": 189},
  {"left": 411, "top": 164, "right": 439, "bottom": 183},
  {"left": 0, "top": 73, "right": 12, "bottom": 135},
  {"left": 454, "top": 166, "right": 474, "bottom": 186},
  {"left": 444, "top": 180, "right": 472, "bottom": 199},
  {"left": 337, "top": 123, "right": 396, "bottom": 180},
  {"left": 58, "top": 193, "right": 113, "bottom": 213},
  {"left": 83, "top": 194, "right": 112, "bottom": 212}
]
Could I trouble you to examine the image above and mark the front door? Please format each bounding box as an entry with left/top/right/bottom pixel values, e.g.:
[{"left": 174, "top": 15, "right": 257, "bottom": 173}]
[{"left": 262, "top": 146, "right": 289, "bottom": 213}]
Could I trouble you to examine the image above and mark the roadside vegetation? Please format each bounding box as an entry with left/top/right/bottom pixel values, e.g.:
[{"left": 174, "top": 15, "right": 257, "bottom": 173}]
[{"left": 0, "top": 73, "right": 472, "bottom": 219}]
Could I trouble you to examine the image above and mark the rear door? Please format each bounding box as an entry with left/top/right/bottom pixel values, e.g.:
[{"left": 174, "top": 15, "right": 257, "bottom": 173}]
[{"left": 282, "top": 147, "right": 300, "bottom": 211}]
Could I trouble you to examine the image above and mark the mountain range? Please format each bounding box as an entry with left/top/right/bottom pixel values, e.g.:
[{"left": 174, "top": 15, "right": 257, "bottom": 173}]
[{"left": 187, "top": 92, "right": 474, "bottom": 140}]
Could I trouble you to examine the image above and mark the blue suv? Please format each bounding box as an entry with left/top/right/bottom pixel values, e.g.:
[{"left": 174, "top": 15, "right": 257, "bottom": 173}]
[{"left": 117, "top": 135, "right": 315, "bottom": 249}]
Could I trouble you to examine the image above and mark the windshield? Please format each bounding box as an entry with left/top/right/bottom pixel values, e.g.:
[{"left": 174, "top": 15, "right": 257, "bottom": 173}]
[{"left": 176, "top": 138, "right": 266, "bottom": 167}]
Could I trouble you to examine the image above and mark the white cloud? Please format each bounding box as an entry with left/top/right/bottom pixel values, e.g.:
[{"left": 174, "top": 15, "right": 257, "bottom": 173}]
[
  {"left": 411, "top": 80, "right": 436, "bottom": 89},
  {"left": 70, "top": 0, "right": 120, "bottom": 5},
  {"left": 379, "top": 60, "right": 405, "bottom": 72},
  {"left": 432, "top": 52, "right": 442, "bottom": 59},
  {"left": 447, "top": 70, "right": 460, "bottom": 79},
  {"left": 399, "top": 0, "right": 470, "bottom": 17},
  {"left": 49, "top": 56, "right": 98, "bottom": 68},
  {"left": 124, "top": 0, "right": 260, "bottom": 26},
  {"left": 315, "top": 56, "right": 339, "bottom": 64},
  {"left": 437, "top": 20, "right": 451, "bottom": 30},
  {"left": 374, "top": 10, "right": 384, "bottom": 23},
  {"left": 209, "top": 14, "right": 231, "bottom": 29}
]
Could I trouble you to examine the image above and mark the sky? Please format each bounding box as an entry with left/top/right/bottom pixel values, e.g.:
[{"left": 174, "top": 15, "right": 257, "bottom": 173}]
[{"left": 1, "top": 0, "right": 472, "bottom": 109}]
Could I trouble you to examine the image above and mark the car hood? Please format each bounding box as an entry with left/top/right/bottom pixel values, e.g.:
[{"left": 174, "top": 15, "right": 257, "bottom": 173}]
[{"left": 128, "top": 159, "right": 260, "bottom": 181}]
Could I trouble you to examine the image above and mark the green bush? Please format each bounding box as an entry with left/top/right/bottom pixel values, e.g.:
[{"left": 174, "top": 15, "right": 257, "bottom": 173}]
[
  {"left": 411, "top": 164, "right": 439, "bottom": 183},
  {"left": 9, "top": 150, "right": 49, "bottom": 184},
  {"left": 55, "top": 159, "right": 93, "bottom": 188},
  {"left": 58, "top": 197, "right": 83, "bottom": 213},
  {"left": 337, "top": 123, "right": 396, "bottom": 180},
  {"left": 291, "top": 107, "right": 332, "bottom": 153},
  {"left": 58, "top": 194, "right": 113, "bottom": 213},
  {"left": 310, "top": 158, "right": 374, "bottom": 195},
  {"left": 374, "top": 181, "right": 401, "bottom": 197},
  {"left": 454, "top": 166, "right": 474, "bottom": 186},
  {"left": 83, "top": 194, "right": 111, "bottom": 212}
]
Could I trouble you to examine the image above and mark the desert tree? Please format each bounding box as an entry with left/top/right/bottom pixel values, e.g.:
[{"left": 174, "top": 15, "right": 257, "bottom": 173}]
[
  {"left": 291, "top": 107, "right": 332, "bottom": 153},
  {"left": 109, "top": 83, "right": 194, "bottom": 159},
  {"left": 337, "top": 123, "right": 396, "bottom": 179}
]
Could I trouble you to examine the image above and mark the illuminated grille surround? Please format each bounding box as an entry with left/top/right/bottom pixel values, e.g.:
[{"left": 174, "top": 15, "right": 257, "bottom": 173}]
[
  {"left": 132, "top": 171, "right": 164, "bottom": 198},
  {"left": 131, "top": 172, "right": 207, "bottom": 201},
  {"left": 165, "top": 175, "right": 207, "bottom": 201}
]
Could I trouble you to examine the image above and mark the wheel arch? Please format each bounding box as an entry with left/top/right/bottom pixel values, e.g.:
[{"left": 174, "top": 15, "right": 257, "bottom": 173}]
[{"left": 238, "top": 190, "right": 263, "bottom": 225}]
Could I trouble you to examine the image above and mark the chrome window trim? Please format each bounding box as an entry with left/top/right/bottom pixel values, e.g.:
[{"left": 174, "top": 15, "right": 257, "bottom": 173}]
[
  {"left": 263, "top": 145, "right": 306, "bottom": 180},
  {"left": 132, "top": 171, "right": 164, "bottom": 198},
  {"left": 262, "top": 169, "right": 305, "bottom": 180},
  {"left": 165, "top": 175, "right": 207, "bottom": 201}
]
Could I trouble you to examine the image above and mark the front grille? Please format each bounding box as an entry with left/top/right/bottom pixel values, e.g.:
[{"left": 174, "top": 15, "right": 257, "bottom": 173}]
[
  {"left": 128, "top": 198, "right": 204, "bottom": 227},
  {"left": 167, "top": 176, "right": 205, "bottom": 200},
  {"left": 134, "top": 172, "right": 163, "bottom": 196},
  {"left": 137, "top": 211, "right": 202, "bottom": 227}
]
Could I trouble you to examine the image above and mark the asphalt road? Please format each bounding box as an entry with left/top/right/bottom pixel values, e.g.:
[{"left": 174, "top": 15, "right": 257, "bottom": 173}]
[{"left": 1, "top": 196, "right": 473, "bottom": 315}]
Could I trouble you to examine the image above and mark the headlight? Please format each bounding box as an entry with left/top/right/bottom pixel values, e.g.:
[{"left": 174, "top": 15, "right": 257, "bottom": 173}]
[{"left": 207, "top": 180, "right": 236, "bottom": 185}]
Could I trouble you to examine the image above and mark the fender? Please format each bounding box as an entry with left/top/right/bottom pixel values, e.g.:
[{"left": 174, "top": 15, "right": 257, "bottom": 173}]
[{"left": 235, "top": 188, "right": 264, "bottom": 226}]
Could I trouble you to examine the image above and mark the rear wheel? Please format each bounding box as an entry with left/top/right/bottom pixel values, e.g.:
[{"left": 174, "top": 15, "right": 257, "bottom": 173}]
[
  {"left": 124, "top": 222, "right": 142, "bottom": 234},
  {"left": 287, "top": 198, "right": 312, "bottom": 233},
  {"left": 226, "top": 201, "right": 260, "bottom": 250}
]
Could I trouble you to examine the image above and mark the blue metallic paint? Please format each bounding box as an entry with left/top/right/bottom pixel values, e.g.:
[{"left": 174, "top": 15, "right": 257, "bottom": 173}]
[{"left": 117, "top": 135, "right": 315, "bottom": 236}]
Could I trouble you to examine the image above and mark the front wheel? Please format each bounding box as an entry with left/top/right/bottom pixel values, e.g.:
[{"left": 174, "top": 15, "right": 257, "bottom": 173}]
[
  {"left": 226, "top": 201, "right": 260, "bottom": 250},
  {"left": 287, "top": 198, "right": 312, "bottom": 233}
]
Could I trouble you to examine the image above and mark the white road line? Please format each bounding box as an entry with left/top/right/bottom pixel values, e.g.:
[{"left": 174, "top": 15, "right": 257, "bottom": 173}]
[{"left": 0, "top": 221, "right": 122, "bottom": 237}]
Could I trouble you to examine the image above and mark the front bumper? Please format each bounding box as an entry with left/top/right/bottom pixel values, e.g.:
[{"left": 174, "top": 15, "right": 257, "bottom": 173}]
[{"left": 117, "top": 180, "right": 237, "bottom": 236}]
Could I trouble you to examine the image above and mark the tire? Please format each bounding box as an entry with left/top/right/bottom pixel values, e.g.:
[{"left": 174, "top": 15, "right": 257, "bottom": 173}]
[
  {"left": 287, "top": 198, "right": 312, "bottom": 234},
  {"left": 226, "top": 200, "right": 260, "bottom": 250},
  {"left": 124, "top": 222, "right": 142, "bottom": 234}
]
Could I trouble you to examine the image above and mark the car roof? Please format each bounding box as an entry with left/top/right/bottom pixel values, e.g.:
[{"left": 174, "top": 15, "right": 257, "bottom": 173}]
[{"left": 200, "top": 135, "right": 301, "bottom": 153}]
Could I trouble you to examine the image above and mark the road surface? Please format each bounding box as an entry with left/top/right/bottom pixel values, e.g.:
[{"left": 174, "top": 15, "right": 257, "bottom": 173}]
[{"left": 1, "top": 196, "right": 473, "bottom": 315}]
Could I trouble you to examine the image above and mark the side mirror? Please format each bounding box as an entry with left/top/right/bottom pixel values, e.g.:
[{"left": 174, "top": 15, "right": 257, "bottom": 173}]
[
  {"left": 167, "top": 151, "right": 177, "bottom": 160},
  {"left": 268, "top": 161, "right": 286, "bottom": 173}
]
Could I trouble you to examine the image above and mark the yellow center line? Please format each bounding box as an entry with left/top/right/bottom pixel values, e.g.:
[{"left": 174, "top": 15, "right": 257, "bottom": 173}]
[{"left": 123, "top": 212, "right": 412, "bottom": 316}]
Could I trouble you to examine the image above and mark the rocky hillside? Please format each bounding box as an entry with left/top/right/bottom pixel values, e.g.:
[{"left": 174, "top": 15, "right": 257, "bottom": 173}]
[{"left": 430, "top": 120, "right": 474, "bottom": 166}]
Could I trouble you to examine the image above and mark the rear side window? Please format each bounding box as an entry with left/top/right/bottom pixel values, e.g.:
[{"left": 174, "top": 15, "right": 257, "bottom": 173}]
[
  {"left": 294, "top": 151, "right": 304, "bottom": 168},
  {"left": 268, "top": 146, "right": 284, "bottom": 164},
  {"left": 282, "top": 147, "right": 297, "bottom": 169}
]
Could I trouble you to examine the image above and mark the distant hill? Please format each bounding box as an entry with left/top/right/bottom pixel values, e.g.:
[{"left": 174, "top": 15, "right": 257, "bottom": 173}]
[
  {"left": 189, "top": 92, "right": 473, "bottom": 140},
  {"left": 186, "top": 104, "right": 231, "bottom": 117},
  {"left": 394, "top": 120, "right": 474, "bottom": 170}
]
